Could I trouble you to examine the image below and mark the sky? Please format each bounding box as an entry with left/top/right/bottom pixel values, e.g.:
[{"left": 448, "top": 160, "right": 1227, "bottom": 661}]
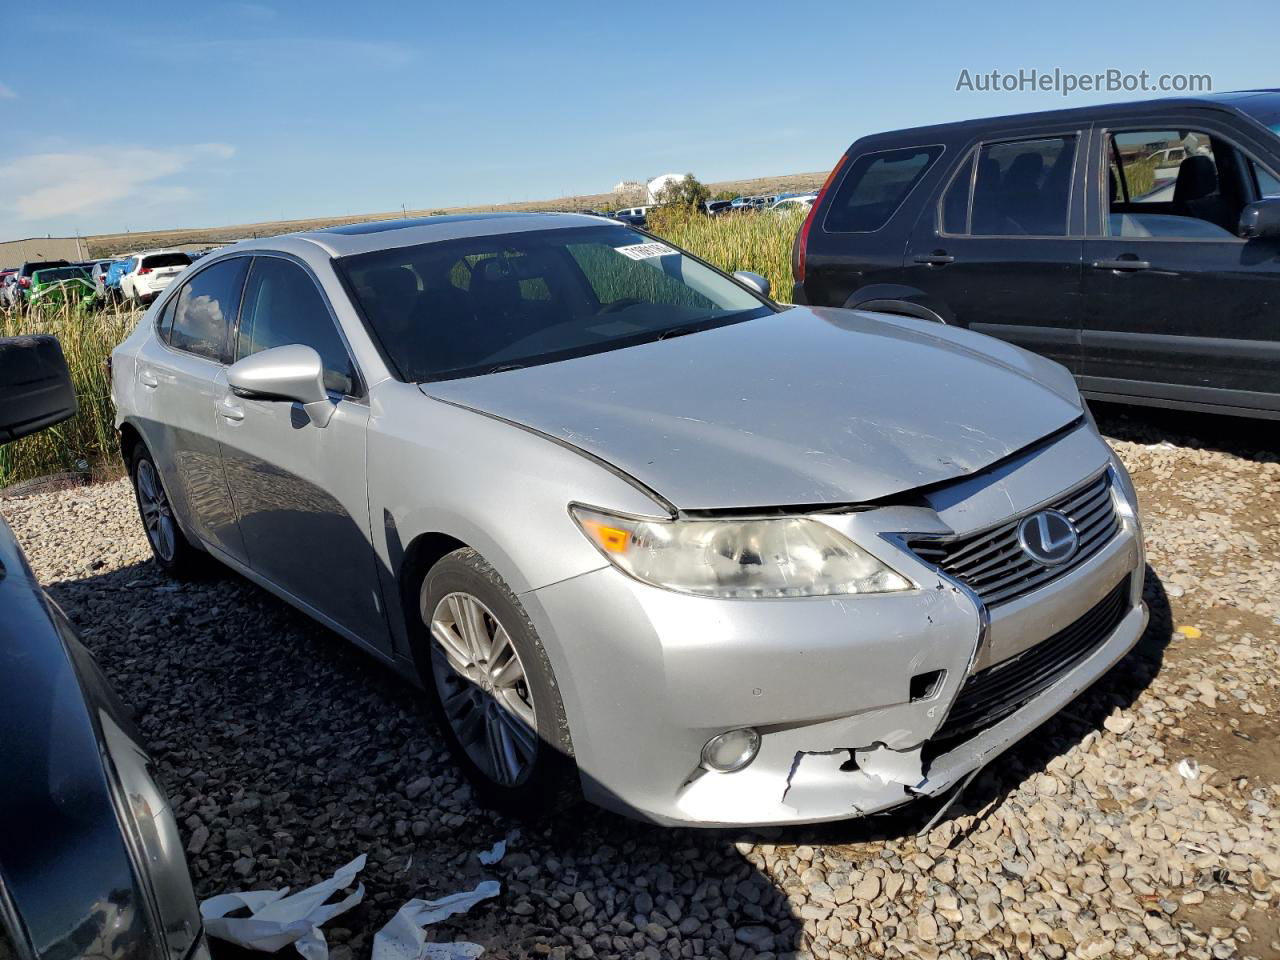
[{"left": 2, "top": 0, "right": 1278, "bottom": 240}]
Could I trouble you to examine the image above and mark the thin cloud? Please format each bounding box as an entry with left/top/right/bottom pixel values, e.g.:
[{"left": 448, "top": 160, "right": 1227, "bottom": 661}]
[
  {"left": 0, "top": 83, "right": 16, "bottom": 99},
  {"left": 0, "top": 143, "right": 234, "bottom": 222}
]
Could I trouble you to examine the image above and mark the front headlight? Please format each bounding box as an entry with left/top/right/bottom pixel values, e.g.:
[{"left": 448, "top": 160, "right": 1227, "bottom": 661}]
[{"left": 570, "top": 505, "right": 912, "bottom": 598}]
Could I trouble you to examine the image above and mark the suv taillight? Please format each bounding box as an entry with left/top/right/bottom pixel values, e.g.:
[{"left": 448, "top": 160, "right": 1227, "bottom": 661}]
[
  {"left": 19, "top": 276, "right": 30, "bottom": 288},
  {"left": 794, "top": 152, "right": 849, "bottom": 286},
  {"left": 138, "top": 267, "right": 153, "bottom": 275}
]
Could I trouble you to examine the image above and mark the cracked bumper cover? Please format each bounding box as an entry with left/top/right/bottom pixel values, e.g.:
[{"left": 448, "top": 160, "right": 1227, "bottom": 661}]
[{"left": 523, "top": 474, "right": 1145, "bottom": 827}]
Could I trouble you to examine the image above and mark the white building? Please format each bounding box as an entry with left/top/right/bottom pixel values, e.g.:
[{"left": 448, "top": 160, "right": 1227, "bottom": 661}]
[{"left": 646, "top": 173, "right": 688, "bottom": 204}]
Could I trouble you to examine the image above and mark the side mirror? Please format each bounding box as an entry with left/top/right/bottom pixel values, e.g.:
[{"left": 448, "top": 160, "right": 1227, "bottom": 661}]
[
  {"left": 227, "top": 344, "right": 334, "bottom": 427},
  {"left": 733, "top": 270, "right": 771, "bottom": 299},
  {"left": 1238, "top": 197, "right": 1280, "bottom": 240},
  {"left": 0, "top": 335, "right": 77, "bottom": 443}
]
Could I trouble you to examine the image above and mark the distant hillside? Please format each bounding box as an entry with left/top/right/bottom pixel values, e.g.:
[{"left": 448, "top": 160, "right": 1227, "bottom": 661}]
[{"left": 85, "top": 171, "right": 828, "bottom": 256}]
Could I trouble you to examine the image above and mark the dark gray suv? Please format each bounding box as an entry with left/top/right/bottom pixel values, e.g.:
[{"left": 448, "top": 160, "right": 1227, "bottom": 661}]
[{"left": 794, "top": 89, "right": 1280, "bottom": 420}]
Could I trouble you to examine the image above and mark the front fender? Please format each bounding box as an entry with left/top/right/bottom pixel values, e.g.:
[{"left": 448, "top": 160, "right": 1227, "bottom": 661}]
[{"left": 365, "top": 380, "right": 666, "bottom": 656}]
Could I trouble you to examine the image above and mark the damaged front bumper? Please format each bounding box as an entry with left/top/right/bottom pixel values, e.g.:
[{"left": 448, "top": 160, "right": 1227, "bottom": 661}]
[{"left": 524, "top": 435, "right": 1146, "bottom": 827}]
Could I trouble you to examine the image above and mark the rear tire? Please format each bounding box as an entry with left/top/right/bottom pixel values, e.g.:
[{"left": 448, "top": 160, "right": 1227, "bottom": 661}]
[
  {"left": 413, "top": 548, "right": 577, "bottom": 817},
  {"left": 128, "top": 443, "right": 200, "bottom": 577}
]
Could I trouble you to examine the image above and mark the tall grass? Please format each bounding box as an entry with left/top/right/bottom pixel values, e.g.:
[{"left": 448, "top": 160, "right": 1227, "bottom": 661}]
[
  {"left": 0, "top": 212, "right": 802, "bottom": 488},
  {"left": 0, "top": 303, "right": 141, "bottom": 489},
  {"left": 647, "top": 206, "right": 803, "bottom": 303}
]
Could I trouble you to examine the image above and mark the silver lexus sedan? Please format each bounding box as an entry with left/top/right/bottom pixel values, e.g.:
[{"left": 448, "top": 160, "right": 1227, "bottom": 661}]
[{"left": 111, "top": 213, "right": 1147, "bottom": 826}]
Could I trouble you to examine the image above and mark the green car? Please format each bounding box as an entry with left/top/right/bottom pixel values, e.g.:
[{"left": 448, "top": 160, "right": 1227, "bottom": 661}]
[{"left": 28, "top": 266, "right": 98, "bottom": 309}]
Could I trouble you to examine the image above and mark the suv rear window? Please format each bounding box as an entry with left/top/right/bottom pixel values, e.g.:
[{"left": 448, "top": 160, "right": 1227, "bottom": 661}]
[
  {"left": 823, "top": 145, "right": 943, "bottom": 232},
  {"left": 141, "top": 252, "right": 191, "bottom": 269}
]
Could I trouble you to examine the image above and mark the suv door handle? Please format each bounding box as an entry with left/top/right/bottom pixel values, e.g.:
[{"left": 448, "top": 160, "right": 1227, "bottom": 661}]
[
  {"left": 218, "top": 395, "right": 245, "bottom": 422},
  {"left": 138, "top": 369, "right": 159, "bottom": 389},
  {"left": 1092, "top": 258, "right": 1151, "bottom": 272},
  {"left": 913, "top": 253, "right": 955, "bottom": 266}
]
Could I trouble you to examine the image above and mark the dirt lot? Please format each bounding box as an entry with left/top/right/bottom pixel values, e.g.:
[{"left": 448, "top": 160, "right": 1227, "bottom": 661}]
[{"left": 4, "top": 404, "right": 1278, "bottom": 960}]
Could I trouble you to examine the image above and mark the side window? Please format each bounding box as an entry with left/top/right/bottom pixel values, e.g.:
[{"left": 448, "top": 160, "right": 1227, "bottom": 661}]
[
  {"left": 969, "top": 135, "right": 1076, "bottom": 236},
  {"left": 1107, "top": 130, "right": 1236, "bottom": 238},
  {"left": 236, "top": 257, "right": 355, "bottom": 395},
  {"left": 1250, "top": 158, "right": 1280, "bottom": 198},
  {"left": 156, "top": 294, "right": 178, "bottom": 344},
  {"left": 169, "top": 257, "right": 248, "bottom": 362},
  {"left": 824, "top": 145, "right": 943, "bottom": 233}
]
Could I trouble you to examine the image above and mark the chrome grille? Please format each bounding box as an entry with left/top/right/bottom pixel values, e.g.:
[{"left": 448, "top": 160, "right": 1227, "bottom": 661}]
[{"left": 908, "top": 471, "right": 1119, "bottom": 607}]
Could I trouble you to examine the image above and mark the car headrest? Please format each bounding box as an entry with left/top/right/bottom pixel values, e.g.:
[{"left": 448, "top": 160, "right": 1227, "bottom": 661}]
[{"left": 1173, "top": 155, "right": 1218, "bottom": 204}]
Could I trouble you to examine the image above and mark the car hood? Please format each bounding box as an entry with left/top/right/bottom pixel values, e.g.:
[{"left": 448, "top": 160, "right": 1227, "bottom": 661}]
[{"left": 421, "top": 307, "right": 1084, "bottom": 510}]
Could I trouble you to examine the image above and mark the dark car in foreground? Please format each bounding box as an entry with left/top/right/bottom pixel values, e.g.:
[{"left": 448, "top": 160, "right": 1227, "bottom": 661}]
[
  {"left": 794, "top": 89, "right": 1280, "bottom": 420},
  {"left": 0, "top": 336, "right": 208, "bottom": 960}
]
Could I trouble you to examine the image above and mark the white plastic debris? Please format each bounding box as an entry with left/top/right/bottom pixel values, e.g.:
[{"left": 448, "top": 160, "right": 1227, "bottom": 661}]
[
  {"left": 1177, "top": 758, "right": 1201, "bottom": 780},
  {"left": 477, "top": 840, "right": 505, "bottom": 865},
  {"left": 372, "top": 881, "right": 500, "bottom": 960},
  {"left": 200, "top": 855, "right": 366, "bottom": 960}
]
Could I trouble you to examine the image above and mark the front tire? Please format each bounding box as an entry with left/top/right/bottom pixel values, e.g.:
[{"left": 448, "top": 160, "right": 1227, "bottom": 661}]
[
  {"left": 415, "top": 548, "right": 576, "bottom": 816},
  {"left": 128, "top": 444, "right": 200, "bottom": 577}
]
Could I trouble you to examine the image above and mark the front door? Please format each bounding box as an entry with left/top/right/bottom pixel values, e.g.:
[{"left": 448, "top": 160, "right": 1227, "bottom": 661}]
[
  {"left": 903, "top": 128, "right": 1088, "bottom": 372},
  {"left": 131, "top": 257, "right": 249, "bottom": 562},
  {"left": 1080, "top": 120, "right": 1280, "bottom": 415},
  {"left": 214, "top": 255, "right": 386, "bottom": 650}
]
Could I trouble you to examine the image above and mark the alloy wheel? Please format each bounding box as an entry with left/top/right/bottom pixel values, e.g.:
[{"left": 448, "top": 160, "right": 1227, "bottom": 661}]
[
  {"left": 428, "top": 592, "right": 538, "bottom": 786},
  {"left": 136, "top": 459, "right": 177, "bottom": 563}
]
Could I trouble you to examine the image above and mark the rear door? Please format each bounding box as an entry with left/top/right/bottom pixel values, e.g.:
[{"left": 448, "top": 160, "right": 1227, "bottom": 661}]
[
  {"left": 902, "top": 126, "right": 1089, "bottom": 372},
  {"left": 130, "top": 256, "right": 249, "bottom": 561},
  {"left": 215, "top": 254, "right": 385, "bottom": 649},
  {"left": 803, "top": 143, "right": 948, "bottom": 309},
  {"left": 1080, "top": 114, "right": 1280, "bottom": 414}
]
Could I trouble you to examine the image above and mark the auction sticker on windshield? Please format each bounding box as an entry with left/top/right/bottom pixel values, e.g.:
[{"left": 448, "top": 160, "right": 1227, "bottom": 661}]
[{"left": 614, "top": 242, "right": 676, "bottom": 260}]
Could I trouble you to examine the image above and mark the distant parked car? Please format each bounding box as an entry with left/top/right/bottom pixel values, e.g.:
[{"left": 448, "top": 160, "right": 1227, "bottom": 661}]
[
  {"left": 704, "top": 199, "right": 734, "bottom": 215},
  {"left": 610, "top": 207, "right": 649, "bottom": 227},
  {"left": 104, "top": 258, "right": 133, "bottom": 296},
  {"left": 28, "top": 265, "right": 98, "bottom": 308},
  {"left": 793, "top": 89, "right": 1280, "bottom": 420},
  {"left": 120, "top": 250, "right": 192, "bottom": 304},
  {"left": 0, "top": 335, "right": 210, "bottom": 960},
  {"left": 5, "top": 260, "right": 71, "bottom": 307},
  {"left": 90, "top": 259, "right": 120, "bottom": 297},
  {"left": 770, "top": 194, "right": 817, "bottom": 213}
]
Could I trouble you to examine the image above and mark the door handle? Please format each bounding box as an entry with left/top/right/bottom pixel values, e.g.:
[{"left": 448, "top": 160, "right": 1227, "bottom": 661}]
[
  {"left": 913, "top": 253, "right": 955, "bottom": 266},
  {"left": 218, "top": 395, "right": 245, "bottom": 422},
  {"left": 1092, "top": 258, "right": 1152, "bottom": 272},
  {"left": 138, "top": 369, "right": 159, "bottom": 389}
]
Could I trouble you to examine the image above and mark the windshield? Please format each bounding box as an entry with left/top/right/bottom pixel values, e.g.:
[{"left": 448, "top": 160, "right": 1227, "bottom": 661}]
[
  {"left": 35, "top": 267, "right": 89, "bottom": 283},
  {"left": 337, "top": 225, "right": 773, "bottom": 382}
]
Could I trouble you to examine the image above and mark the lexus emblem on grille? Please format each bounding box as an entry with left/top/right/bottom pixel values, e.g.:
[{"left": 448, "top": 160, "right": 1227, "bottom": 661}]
[{"left": 1017, "top": 509, "right": 1079, "bottom": 566}]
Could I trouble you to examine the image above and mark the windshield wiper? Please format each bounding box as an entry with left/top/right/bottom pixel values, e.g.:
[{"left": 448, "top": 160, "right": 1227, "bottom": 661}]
[{"left": 656, "top": 325, "right": 701, "bottom": 341}]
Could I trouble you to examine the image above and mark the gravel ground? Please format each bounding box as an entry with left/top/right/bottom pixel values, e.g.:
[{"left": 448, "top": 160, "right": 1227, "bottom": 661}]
[{"left": 5, "top": 405, "right": 1279, "bottom": 960}]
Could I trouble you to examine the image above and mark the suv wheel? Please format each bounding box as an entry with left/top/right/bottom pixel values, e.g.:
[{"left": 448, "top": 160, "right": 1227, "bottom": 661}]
[
  {"left": 128, "top": 444, "right": 199, "bottom": 576},
  {"left": 415, "top": 548, "right": 576, "bottom": 815}
]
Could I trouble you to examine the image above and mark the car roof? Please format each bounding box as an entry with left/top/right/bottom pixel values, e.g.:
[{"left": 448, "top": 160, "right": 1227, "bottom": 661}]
[
  {"left": 250, "top": 211, "right": 619, "bottom": 258},
  {"left": 852, "top": 88, "right": 1280, "bottom": 146}
]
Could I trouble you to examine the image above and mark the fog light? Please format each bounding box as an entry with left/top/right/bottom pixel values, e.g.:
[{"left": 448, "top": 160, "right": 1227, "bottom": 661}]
[{"left": 701, "top": 728, "right": 760, "bottom": 773}]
